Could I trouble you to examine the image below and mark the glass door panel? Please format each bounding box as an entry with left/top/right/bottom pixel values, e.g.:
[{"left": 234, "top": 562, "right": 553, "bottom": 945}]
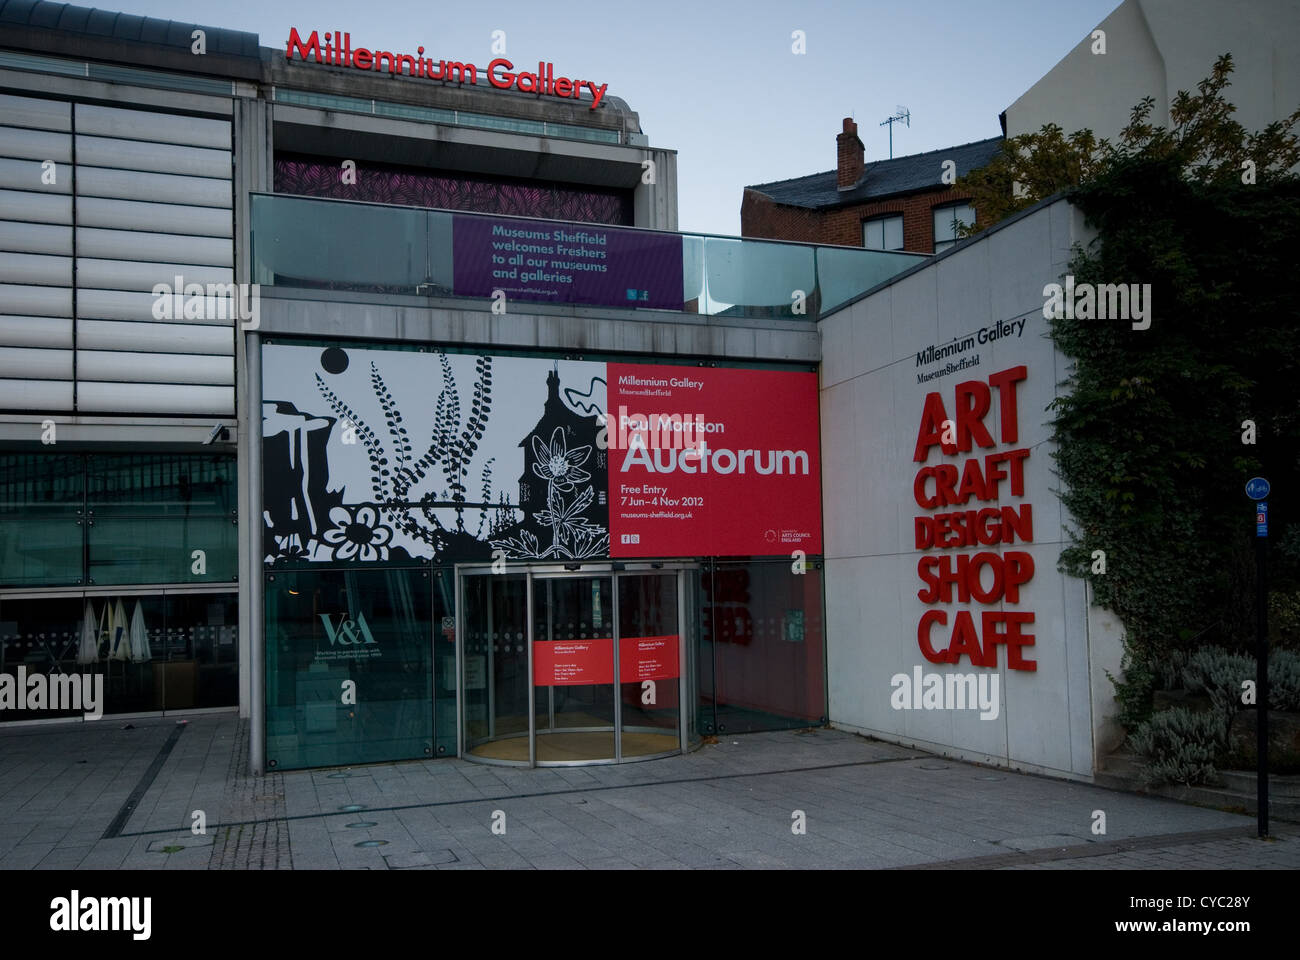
[
  {"left": 617, "top": 573, "right": 680, "bottom": 758},
  {"left": 264, "top": 567, "right": 432, "bottom": 771},
  {"left": 532, "top": 575, "right": 613, "bottom": 761},
  {"left": 463, "top": 573, "right": 530, "bottom": 757},
  {"left": 458, "top": 565, "right": 694, "bottom": 766}
]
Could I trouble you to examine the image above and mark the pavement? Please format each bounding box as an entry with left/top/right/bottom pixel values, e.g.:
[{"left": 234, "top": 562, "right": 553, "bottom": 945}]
[{"left": 0, "top": 713, "right": 1295, "bottom": 870}]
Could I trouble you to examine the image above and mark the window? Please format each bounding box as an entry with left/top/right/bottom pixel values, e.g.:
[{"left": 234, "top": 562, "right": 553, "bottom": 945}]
[
  {"left": 933, "top": 203, "right": 976, "bottom": 253},
  {"left": 863, "top": 214, "right": 904, "bottom": 251},
  {"left": 0, "top": 453, "right": 237, "bottom": 587}
]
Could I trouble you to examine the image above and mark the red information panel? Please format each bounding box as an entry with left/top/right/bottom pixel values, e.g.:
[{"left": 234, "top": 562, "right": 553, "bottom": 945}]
[
  {"left": 533, "top": 638, "right": 613, "bottom": 686},
  {"left": 606, "top": 363, "right": 822, "bottom": 557},
  {"left": 618, "top": 635, "right": 680, "bottom": 682}
]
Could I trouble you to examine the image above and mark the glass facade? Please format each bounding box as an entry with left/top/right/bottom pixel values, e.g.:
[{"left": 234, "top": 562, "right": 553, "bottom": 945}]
[
  {"left": 0, "top": 454, "right": 83, "bottom": 588},
  {"left": 0, "top": 590, "right": 238, "bottom": 719},
  {"left": 0, "top": 453, "right": 237, "bottom": 587},
  {"left": 699, "top": 560, "right": 827, "bottom": 735},
  {"left": 265, "top": 567, "right": 436, "bottom": 770},
  {"left": 257, "top": 337, "right": 827, "bottom": 768},
  {"left": 262, "top": 558, "right": 825, "bottom": 767},
  {"left": 0, "top": 453, "right": 240, "bottom": 722}
]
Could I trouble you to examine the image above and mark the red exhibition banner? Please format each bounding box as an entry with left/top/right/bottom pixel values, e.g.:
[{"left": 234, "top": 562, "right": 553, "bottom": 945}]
[
  {"left": 533, "top": 638, "right": 614, "bottom": 686},
  {"left": 618, "top": 635, "right": 680, "bottom": 682},
  {"left": 606, "top": 363, "right": 822, "bottom": 557}
]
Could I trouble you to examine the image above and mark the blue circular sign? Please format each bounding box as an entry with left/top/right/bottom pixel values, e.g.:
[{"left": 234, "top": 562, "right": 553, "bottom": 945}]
[{"left": 1245, "top": 477, "right": 1271, "bottom": 500}]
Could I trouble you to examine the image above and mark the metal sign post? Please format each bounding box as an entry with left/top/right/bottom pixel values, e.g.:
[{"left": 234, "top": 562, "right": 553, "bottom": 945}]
[{"left": 1246, "top": 477, "right": 1270, "bottom": 838}]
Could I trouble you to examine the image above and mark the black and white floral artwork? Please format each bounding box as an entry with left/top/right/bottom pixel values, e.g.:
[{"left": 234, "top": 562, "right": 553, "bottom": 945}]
[{"left": 262, "top": 344, "right": 609, "bottom": 565}]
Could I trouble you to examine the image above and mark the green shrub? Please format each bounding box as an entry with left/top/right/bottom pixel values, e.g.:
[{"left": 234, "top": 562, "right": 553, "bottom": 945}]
[
  {"left": 1268, "top": 649, "right": 1300, "bottom": 712},
  {"left": 1270, "top": 589, "right": 1300, "bottom": 651},
  {"left": 1157, "top": 649, "right": 1188, "bottom": 692},
  {"left": 1129, "top": 707, "right": 1224, "bottom": 786},
  {"left": 1181, "top": 647, "right": 1256, "bottom": 739}
]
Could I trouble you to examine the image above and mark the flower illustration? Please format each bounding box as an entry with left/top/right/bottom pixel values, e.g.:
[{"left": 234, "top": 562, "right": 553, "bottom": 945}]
[
  {"left": 272, "top": 533, "right": 311, "bottom": 560},
  {"left": 321, "top": 504, "right": 393, "bottom": 561},
  {"left": 531, "top": 427, "right": 591, "bottom": 492}
]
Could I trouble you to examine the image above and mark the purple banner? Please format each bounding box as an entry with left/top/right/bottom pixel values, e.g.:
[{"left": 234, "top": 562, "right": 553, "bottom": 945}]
[{"left": 452, "top": 214, "right": 684, "bottom": 310}]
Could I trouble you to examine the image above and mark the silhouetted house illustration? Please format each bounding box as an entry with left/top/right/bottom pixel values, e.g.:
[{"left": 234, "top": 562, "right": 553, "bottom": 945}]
[
  {"left": 487, "top": 366, "right": 608, "bottom": 560},
  {"left": 518, "top": 367, "right": 606, "bottom": 520}
]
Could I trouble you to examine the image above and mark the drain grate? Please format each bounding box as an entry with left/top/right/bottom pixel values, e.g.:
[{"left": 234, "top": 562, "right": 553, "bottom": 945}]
[{"left": 384, "top": 849, "right": 458, "bottom": 868}]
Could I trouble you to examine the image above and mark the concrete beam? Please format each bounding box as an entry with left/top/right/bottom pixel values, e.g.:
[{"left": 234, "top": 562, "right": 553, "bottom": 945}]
[{"left": 256, "top": 293, "right": 821, "bottom": 365}]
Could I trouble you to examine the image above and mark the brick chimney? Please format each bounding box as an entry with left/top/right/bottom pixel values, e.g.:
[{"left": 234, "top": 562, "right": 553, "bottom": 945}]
[{"left": 837, "top": 117, "right": 864, "bottom": 189}]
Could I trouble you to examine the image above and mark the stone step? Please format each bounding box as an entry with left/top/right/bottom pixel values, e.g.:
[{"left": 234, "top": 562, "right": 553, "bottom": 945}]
[
  {"left": 1218, "top": 768, "right": 1300, "bottom": 799},
  {"left": 1096, "top": 751, "right": 1300, "bottom": 820}
]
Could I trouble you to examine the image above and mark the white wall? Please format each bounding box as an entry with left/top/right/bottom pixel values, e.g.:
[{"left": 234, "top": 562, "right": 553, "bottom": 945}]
[
  {"left": 1005, "top": 0, "right": 1300, "bottom": 149},
  {"left": 819, "top": 196, "right": 1124, "bottom": 780}
]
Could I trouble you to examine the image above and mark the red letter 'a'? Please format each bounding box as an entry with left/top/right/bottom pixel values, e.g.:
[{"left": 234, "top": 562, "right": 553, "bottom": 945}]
[{"left": 913, "top": 392, "right": 954, "bottom": 462}]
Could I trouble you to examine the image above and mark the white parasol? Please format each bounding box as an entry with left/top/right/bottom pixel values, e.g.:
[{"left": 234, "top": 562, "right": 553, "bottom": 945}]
[
  {"left": 128, "top": 600, "right": 152, "bottom": 664},
  {"left": 111, "top": 598, "right": 130, "bottom": 661},
  {"left": 76, "top": 600, "right": 98, "bottom": 665}
]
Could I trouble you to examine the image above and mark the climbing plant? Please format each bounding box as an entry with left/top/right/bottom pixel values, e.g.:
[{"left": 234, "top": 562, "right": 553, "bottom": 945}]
[{"left": 1019, "top": 56, "right": 1300, "bottom": 726}]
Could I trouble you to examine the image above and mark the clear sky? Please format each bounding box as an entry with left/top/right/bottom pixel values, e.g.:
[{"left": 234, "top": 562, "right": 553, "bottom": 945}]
[{"left": 95, "top": 0, "right": 1122, "bottom": 234}]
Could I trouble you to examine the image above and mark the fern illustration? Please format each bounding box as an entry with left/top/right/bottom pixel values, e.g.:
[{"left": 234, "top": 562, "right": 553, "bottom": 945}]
[
  {"left": 371, "top": 362, "right": 412, "bottom": 480},
  {"left": 314, "top": 373, "right": 391, "bottom": 501},
  {"left": 475, "top": 457, "right": 496, "bottom": 539},
  {"left": 317, "top": 353, "right": 518, "bottom": 558}
]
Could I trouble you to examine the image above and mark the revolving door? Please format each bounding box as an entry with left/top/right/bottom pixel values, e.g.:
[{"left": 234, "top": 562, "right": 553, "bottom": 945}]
[{"left": 457, "top": 563, "right": 694, "bottom": 765}]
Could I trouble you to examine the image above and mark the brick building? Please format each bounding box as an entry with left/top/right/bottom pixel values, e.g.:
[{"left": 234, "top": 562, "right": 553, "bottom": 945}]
[{"left": 742, "top": 118, "right": 1002, "bottom": 254}]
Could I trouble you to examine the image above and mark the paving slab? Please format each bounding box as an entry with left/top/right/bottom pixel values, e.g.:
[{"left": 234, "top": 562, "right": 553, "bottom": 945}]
[{"left": 2, "top": 717, "right": 1296, "bottom": 870}]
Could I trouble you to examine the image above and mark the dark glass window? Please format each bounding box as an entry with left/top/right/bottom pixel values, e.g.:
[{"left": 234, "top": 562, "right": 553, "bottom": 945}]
[
  {"left": 698, "top": 559, "right": 826, "bottom": 735},
  {"left": 0, "top": 454, "right": 83, "bottom": 587},
  {"left": 0, "top": 454, "right": 236, "bottom": 587},
  {"left": 0, "top": 591, "right": 237, "bottom": 721}
]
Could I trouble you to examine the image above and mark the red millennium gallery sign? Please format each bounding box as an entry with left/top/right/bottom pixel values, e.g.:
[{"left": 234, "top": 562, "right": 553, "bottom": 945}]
[
  {"left": 606, "top": 363, "right": 822, "bottom": 557},
  {"left": 285, "top": 29, "right": 610, "bottom": 110}
]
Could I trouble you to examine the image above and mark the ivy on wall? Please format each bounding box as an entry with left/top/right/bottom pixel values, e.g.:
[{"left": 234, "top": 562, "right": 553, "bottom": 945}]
[{"left": 1025, "top": 58, "right": 1300, "bottom": 727}]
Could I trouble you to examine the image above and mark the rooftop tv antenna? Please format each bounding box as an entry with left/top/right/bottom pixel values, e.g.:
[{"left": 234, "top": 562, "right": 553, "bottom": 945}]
[{"left": 880, "top": 106, "right": 910, "bottom": 159}]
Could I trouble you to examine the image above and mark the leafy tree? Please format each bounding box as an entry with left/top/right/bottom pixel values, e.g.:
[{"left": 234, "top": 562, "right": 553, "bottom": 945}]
[
  {"left": 965, "top": 55, "right": 1300, "bottom": 728},
  {"left": 957, "top": 54, "right": 1300, "bottom": 232}
]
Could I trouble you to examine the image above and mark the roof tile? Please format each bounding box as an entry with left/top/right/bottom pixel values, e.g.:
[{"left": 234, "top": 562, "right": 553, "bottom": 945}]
[{"left": 748, "top": 136, "right": 1004, "bottom": 208}]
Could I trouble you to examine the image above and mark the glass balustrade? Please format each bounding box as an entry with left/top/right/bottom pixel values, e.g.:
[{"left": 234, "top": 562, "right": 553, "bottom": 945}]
[{"left": 250, "top": 193, "right": 925, "bottom": 320}]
